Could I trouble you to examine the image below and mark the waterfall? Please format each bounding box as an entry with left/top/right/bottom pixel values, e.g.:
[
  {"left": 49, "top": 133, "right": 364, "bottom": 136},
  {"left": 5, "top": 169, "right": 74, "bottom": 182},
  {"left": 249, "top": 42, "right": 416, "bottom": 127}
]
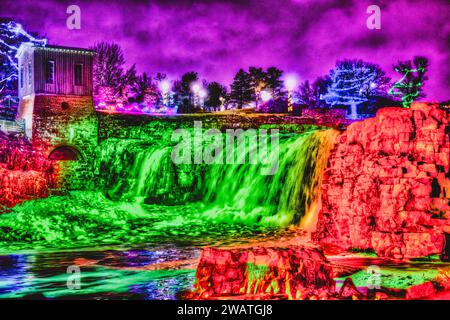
[
  {"left": 98, "top": 139, "right": 204, "bottom": 205},
  {"left": 202, "top": 130, "right": 338, "bottom": 227},
  {"left": 0, "top": 126, "right": 338, "bottom": 248},
  {"left": 98, "top": 128, "right": 338, "bottom": 228}
]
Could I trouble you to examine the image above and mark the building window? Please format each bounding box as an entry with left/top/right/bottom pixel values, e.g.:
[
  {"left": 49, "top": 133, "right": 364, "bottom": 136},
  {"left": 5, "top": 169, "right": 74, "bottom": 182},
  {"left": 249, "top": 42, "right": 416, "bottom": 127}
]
[
  {"left": 74, "top": 64, "right": 83, "bottom": 86},
  {"left": 45, "top": 60, "right": 55, "bottom": 84},
  {"left": 20, "top": 65, "right": 24, "bottom": 88},
  {"left": 28, "top": 61, "right": 32, "bottom": 85}
]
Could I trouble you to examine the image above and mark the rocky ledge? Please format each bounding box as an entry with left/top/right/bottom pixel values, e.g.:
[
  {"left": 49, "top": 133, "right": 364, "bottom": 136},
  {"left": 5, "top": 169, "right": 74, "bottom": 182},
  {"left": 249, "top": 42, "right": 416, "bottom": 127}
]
[
  {"left": 313, "top": 103, "right": 450, "bottom": 259},
  {"left": 0, "top": 132, "right": 51, "bottom": 208},
  {"left": 189, "top": 244, "right": 335, "bottom": 300}
]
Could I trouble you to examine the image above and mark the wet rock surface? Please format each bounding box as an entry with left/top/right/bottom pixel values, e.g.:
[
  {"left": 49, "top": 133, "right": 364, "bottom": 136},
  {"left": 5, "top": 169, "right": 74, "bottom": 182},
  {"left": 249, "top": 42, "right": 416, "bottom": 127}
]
[
  {"left": 190, "top": 244, "right": 335, "bottom": 300},
  {"left": 314, "top": 103, "right": 450, "bottom": 259},
  {"left": 0, "top": 132, "right": 51, "bottom": 208}
]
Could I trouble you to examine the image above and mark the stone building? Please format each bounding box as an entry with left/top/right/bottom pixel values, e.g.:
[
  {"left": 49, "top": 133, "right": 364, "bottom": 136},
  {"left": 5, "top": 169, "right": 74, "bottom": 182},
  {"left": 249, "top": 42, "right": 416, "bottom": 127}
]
[{"left": 16, "top": 43, "right": 98, "bottom": 189}]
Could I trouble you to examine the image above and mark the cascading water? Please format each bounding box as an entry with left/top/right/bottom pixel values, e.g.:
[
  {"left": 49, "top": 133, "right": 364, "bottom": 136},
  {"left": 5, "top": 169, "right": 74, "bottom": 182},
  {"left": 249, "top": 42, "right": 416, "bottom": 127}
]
[
  {"left": 0, "top": 125, "right": 338, "bottom": 250},
  {"left": 98, "top": 127, "right": 338, "bottom": 228},
  {"left": 201, "top": 130, "right": 338, "bottom": 227}
]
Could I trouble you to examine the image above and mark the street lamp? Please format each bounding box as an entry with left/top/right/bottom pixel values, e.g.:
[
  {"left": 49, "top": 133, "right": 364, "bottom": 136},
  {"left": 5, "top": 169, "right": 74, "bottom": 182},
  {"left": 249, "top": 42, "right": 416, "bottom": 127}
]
[
  {"left": 160, "top": 80, "right": 171, "bottom": 107},
  {"left": 255, "top": 82, "right": 265, "bottom": 108},
  {"left": 199, "top": 88, "right": 207, "bottom": 110},
  {"left": 260, "top": 90, "right": 272, "bottom": 103},
  {"left": 285, "top": 75, "right": 297, "bottom": 112}
]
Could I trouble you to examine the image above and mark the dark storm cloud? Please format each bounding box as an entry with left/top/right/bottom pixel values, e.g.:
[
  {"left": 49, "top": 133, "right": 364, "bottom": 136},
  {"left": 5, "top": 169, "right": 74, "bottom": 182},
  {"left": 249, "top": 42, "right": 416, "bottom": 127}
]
[{"left": 0, "top": 0, "right": 448, "bottom": 100}]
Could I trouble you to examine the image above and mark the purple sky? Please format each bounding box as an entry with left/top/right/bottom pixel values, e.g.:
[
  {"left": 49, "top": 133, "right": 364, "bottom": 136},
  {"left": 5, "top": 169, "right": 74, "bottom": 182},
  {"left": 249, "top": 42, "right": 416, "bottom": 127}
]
[{"left": 1, "top": 0, "right": 449, "bottom": 100}]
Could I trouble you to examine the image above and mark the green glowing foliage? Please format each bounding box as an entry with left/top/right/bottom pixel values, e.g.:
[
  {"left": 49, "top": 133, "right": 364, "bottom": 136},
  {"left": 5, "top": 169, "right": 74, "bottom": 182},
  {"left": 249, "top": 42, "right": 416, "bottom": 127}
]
[{"left": 389, "top": 56, "right": 429, "bottom": 108}]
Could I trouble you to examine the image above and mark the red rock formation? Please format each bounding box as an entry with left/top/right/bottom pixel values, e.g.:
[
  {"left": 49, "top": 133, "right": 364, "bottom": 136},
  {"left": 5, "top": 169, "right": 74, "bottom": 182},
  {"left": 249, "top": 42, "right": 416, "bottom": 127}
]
[
  {"left": 191, "top": 244, "right": 335, "bottom": 300},
  {"left": 0, "top": 166, "right": 49, "bottom": 208},
  {"left": 0, "top": 132, "right": 52, "bottom": 208},
  {"left": 405, "top": 282, "right": 436, "bottom": 300},
  {"left": 338, "top": 277, "right": 363, "bottom": 299},
  {"left": 313, "top": 103, "right": 450, "bottom": 259}
]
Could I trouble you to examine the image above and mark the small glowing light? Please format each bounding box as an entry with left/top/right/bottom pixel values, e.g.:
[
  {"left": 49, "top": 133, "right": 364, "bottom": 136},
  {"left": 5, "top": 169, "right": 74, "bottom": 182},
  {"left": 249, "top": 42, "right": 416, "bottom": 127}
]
[
  {"left": 199, "top": 89, "right": 207, "bottom": 99},
  {"left": 260, "top": 91, "right": 272, "bottom": 102},
  {"left": 370, "top": 82, "right": 377, "bottom": 89},
  {"left": 285, "top": 75, "right": 298, "bottom": 91},
  {"left": 191, "top": 83, "right": 201, "bottom": 94},
  {"left": 160, "top": 80, "right": 171, "bottom": 93}
]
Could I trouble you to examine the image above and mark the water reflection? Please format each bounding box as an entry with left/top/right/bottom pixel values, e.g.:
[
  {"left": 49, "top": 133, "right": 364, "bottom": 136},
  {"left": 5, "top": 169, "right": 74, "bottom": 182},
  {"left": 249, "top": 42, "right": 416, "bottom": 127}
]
[
  {"left": 0, "top": 245, "right": 198, "bottom": 299},
  {"left": 0, "top": 255, "right": 30, "bottom": 295}
]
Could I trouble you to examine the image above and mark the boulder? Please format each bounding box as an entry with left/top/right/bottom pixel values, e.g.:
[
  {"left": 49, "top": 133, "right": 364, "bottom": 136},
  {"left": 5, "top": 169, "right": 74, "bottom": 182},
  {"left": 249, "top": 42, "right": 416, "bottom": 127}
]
[
  {"left": 314, "top": 103, "right": 450, "bottom": 259},
  {"left": 191, "top": 244, "right": 335, "bottom": 300},
  {"left": 338, "top": 277, "right": 363, "bottom": 299},
  {"left": 405, "top": 282, "right": 436, "bottom": 300}
]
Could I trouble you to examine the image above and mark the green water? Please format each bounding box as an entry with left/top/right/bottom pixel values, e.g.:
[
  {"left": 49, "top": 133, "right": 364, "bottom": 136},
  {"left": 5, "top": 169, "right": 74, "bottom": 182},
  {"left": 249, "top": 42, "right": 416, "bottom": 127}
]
[
  {"left": 98, "top": 128, "right": 337, "bottom": 226},
  {"left": 0, "top": 126, "right": 340, "bottom": 299},
  {"left": 0, "top": 245, "right": 199, "bottom": 299},
  {"left": 0, "top": 127, "right": 337, "bottom": 251},
  {"left": 0, "top": 125, "right": 444, "bottom": 300}
]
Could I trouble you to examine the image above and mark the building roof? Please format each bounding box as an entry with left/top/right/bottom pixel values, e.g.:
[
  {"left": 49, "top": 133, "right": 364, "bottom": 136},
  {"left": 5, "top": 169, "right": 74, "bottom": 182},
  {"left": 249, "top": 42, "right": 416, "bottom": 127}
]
[
  {"left": 16, "top": 42, "right": 95, "bottom": 58},
  {"left": 35, "top": 45, "right": 96, "bottom": 54}
]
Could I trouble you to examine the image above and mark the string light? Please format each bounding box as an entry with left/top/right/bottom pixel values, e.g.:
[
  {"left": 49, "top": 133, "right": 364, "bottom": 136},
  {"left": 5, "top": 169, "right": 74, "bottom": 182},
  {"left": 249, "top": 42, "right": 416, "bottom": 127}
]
[
  {"left": 284, "top": 75, "right": 298, "bottom": 112},
  {"left": 0, "top": 21, "right": 47, "bottom": 95},
  {"left": 388, "top": 67, "right": 425, "bottom": 108},
  {"left": 322, "top": 65, "right": 380, "bottom": 119}
]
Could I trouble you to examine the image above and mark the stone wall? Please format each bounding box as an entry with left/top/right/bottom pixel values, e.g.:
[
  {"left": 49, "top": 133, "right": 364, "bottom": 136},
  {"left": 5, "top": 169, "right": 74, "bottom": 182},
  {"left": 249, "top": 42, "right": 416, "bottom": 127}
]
[
  {"left": 301, "top": 108, "right": 349, "bottom": 124},
  {"left": 313, "top": 103, "right": 450, "bottom": 259},
  {"left": 97, "top": 111, "right": 342, "bottom": 142},
  {"left": 32, "top": 95, "right": 98, "bottom": 189}
]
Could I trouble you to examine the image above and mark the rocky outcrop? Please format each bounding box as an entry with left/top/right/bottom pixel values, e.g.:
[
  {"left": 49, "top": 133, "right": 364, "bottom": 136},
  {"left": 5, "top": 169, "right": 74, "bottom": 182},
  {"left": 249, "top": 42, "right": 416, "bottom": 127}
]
[
  {"left": 0, "top": 132, "right": 52, "bottom": 208},
  {"left": 313, "top": 103, "right": 450, "bottom": 259},
  {"left": 191, "top": 244, "right": 335, "bottom": 300},
  {"left": 0, "top": 166, "right": 49, "bottom": 208}
]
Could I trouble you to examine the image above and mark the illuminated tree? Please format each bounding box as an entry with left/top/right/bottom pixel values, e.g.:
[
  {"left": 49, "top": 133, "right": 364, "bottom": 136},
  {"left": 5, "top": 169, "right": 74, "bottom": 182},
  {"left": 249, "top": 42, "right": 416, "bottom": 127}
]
[
  {"left": 91, "top": 42, "right": 136, "bottom": 95},
  {"left": 0, "top": 20, "right": 46, "bottom": 119},
  {"left": 322, "top": 59, "right": 390, "bottom": 118},
  {"left": 389, "top": 56, "right": 428, "bottom": 108},
  {"left": 248, "top": 66, "right": 267, "bottom": 108},
  {"left": 0, "top": 20, "right": 46, "bottom": 96},
  {"left": 296, "top": 81, "right": 314, "bottom": 106},
  {"left": 131, "top": 72, "right": 158, "bottom": 103},
  {"left": 173, "top": 71, "right": 199, "bottom": 113}
]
